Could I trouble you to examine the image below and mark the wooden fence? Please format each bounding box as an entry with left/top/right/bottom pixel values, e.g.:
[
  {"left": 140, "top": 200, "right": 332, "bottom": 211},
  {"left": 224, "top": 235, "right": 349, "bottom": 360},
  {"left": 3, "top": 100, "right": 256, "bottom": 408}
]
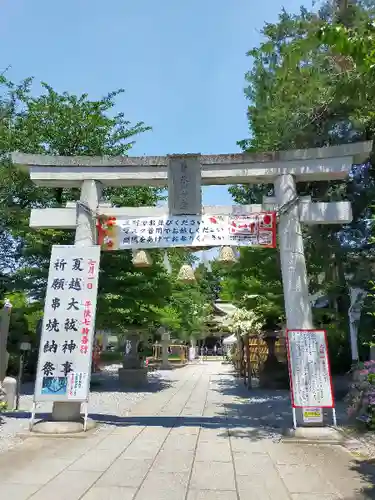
[{"left": 248, "top": 337, "right": 287, "bottom": 375}]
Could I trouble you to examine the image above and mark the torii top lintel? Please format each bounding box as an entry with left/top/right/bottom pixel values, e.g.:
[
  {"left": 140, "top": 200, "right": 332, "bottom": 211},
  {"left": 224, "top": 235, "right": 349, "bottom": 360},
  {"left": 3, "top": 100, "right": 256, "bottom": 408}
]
[{"left": 11, "top": 141, "right": 372, "bottom": 188}]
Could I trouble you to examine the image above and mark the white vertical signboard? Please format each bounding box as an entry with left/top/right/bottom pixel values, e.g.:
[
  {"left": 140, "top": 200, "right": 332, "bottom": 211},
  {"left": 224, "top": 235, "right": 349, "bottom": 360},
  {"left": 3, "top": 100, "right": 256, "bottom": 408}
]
[
  {"left": 286, "top": 329, "right": 336, "bottom": 427},
  {"left": 34, "top": 245, "right": 101, "bottom": 403}
]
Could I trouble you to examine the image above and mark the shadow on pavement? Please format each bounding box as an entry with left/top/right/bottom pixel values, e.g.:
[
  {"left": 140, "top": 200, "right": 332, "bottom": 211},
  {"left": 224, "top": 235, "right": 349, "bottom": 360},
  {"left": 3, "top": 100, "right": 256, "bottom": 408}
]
[
  {"left": 18, "top": 372, "right": 172, "bottom": 397},
  {"left": 2, "top": 412, "right": 283, "bottom": 442},
  {"left": 90, "top": 373, "right": 172, "bottom": 393},
  {"left": 213, "top": 376, "right": 292, "bottom": 430},
  {"left": 346, "top": 459, "right": 375, "bottom": 499}
]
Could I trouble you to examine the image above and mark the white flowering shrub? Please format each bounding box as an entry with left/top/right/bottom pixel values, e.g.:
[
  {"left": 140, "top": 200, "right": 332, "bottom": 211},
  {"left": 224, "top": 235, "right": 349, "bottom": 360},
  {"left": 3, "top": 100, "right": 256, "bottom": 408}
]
[{"left": 227, "top": 308, "right": 264, "bottom": 337}]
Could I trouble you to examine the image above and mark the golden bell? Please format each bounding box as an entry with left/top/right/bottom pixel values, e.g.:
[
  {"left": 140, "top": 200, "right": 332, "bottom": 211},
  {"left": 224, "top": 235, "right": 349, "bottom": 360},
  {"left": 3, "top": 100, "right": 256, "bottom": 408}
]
[
  {"left": 218, "top": 246, "right": 237, "bottom": 264},
  {"left": 177, "top": 264, "right": 196, "bottom": 283},
  {"left": 132, "top": 249, "right": 153, "bottom": 268}
]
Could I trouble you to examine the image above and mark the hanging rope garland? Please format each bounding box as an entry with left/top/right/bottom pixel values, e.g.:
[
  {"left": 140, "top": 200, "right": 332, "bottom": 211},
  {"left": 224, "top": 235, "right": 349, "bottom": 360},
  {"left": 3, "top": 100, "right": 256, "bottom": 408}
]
[
  {"left": 177, "top": 264, "right": 196, "bottom": 283},
  {"left": 132, "top": 249, "right": 153, "bottom": 268},
  {"left": 218, "top": 246, "right": 237, "bottom": 264}
]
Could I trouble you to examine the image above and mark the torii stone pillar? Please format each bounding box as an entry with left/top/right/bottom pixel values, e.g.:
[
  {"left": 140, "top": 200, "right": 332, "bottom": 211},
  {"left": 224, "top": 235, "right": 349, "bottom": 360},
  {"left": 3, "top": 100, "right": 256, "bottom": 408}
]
[
  {"left": 274, "top": 174, "right": 313, "bottom": 330},
  {"left": 53, "top": 180, "right": 102, "bottom": 423},
  {"left": 0, "top": 300, "right": 13, "bottom": 408},
  {"left": 0, "top": 299, "right": 12, "bottom": 383},
  {"left": 11, "top": 140, "right": 372, "bottom": 427}
]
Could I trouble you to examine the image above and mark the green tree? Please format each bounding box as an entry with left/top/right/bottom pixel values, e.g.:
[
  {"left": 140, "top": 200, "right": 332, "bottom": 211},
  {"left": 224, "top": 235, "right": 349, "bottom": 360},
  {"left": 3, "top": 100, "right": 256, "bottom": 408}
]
[
  {"left": 230, "top": 1, "right": 375, "bottom": 367},
  {"left": 220, "top": 248, "right": 284, "bottom": 329},
  {"left": 0, "top": 76, "right": 171, "bottom": 334}
]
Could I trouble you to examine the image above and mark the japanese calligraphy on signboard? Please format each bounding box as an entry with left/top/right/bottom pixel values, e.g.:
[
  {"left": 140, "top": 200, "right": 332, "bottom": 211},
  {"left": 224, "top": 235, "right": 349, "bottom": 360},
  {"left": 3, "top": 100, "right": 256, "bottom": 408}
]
[
  {"left": 98, "top": 212, "right": 277, "bottom": 251},
  {"left": 286, "top": 329, "right": 334, "bottom": 408},
  {"left": 34, "top": 245, "right": 101, "bottom": 402}
]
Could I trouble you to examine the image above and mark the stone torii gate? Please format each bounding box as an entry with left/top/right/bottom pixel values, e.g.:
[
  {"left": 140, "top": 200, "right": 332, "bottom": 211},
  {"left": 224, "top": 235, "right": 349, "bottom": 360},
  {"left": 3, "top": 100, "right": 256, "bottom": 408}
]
[{"left": 12, "top": 141, "right": 372, "bottom": 425}]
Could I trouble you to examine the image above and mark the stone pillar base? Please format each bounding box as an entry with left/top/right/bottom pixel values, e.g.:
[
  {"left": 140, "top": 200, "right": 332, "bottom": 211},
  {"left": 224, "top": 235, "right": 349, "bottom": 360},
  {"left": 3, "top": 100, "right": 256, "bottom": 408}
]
[
  {"left": 1, "top": 376, "right": 17, "bottom": 410},
  {"left": 31, "top": 417, "right": 96, "bottom": 435},
  {"left": 282, "top": 426, "right": 344, "bottom": 444},
  {"left": 52, "top": 401, "right": 82, "bottom": 422},
  {"left": 118, "top": 368, "right": 148, "bottom": 388}
]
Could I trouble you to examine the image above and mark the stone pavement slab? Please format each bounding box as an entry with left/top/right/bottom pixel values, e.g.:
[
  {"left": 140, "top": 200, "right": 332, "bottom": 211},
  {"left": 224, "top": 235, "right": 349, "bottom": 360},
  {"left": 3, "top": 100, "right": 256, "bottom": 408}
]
[
  {"left": 81, "top": 486, "right": 137, "bottom": 500},
  {"left": 0, "top": 362, "right": 375, "bottom": 499}
]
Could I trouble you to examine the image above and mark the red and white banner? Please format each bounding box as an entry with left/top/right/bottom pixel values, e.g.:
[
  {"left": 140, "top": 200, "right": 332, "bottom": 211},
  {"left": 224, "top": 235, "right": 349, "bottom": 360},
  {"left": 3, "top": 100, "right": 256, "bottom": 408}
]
[{"left": 98, "top": 212, "right": 277, "bottom": 251}]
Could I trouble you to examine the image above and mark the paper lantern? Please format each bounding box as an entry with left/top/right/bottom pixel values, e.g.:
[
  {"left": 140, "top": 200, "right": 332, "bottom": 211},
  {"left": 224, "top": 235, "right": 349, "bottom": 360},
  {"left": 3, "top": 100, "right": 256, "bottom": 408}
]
[
  {"left": 218, "top": 246, "right": 237, "bottom": 264},
  {"left": 177, "top": 264, "right": 196, "bottom": 283},
  {"left": 132, "top": 249, "right": 153, "bottom": 268}
]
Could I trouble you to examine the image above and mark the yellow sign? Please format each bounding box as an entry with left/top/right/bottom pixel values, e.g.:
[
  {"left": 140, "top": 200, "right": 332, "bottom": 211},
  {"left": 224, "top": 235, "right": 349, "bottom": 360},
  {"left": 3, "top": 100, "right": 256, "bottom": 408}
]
[{"left": 303, "top": 408, "right": 323, "bottom": 423}]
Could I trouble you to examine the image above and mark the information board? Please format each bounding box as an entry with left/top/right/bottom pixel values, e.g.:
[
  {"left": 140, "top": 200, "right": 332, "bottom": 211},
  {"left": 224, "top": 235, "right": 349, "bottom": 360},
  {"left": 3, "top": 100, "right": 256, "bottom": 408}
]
[
  {"left": 98, "top": 212, "right": 277, "bottom": 251},
  {"left": 34, "top": 245, "right": 101, "bottom": 402},
  {"left": 286, "top": 329, "right": 334, "bottom": 408}
]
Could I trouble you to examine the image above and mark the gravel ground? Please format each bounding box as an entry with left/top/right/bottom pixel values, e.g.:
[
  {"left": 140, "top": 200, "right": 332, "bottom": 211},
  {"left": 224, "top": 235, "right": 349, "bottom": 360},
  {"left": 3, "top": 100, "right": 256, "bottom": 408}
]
[{"left": 0, "top": 364, "right": 172, "bottom": 454}]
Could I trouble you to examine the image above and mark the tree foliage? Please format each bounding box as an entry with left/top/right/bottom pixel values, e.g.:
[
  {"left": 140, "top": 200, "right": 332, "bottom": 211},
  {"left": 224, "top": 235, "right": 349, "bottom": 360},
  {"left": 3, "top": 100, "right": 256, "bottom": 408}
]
[
  {"left": 224, "top": 0, "right": 375, "bottom": 368},
  {"left": 151, "top": 260, "right": 215, "bottom": 341},
  {"left": 0, "top": 76, "right": 179, "bottom": 338},
  {"left": 220, "top": 248, "right": 284, "bottom": 330}
]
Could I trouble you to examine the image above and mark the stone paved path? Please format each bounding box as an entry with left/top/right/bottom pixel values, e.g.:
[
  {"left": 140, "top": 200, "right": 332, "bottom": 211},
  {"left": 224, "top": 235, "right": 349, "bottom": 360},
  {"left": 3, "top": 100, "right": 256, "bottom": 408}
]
[{"left": 1, "top": 362, "right": 375, "bottom": 499}]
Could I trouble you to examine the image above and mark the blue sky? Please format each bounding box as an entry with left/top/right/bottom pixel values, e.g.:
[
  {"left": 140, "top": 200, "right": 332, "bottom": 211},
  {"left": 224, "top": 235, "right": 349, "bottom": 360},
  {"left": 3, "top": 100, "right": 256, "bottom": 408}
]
[{"left": 2, "top": 0, "right": 308, "bottom": 205}]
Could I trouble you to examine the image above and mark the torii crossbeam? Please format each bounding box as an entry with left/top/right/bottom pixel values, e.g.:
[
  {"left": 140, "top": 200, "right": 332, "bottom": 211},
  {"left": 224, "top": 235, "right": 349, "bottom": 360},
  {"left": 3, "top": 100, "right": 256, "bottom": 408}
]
[
  {"left": 12, "top": 141, "right": 371, "bottom": 329},
  {"left": 11, "top": 141, "right": 372, "bottom": 425}
]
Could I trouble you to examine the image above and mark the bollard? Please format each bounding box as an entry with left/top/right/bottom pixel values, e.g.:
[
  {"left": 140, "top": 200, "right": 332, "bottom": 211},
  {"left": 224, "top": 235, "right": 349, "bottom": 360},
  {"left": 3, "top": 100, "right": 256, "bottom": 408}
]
[
  {"left": 188, "top": 347, "right": 196, "bottom": 362},
  {"left": 3, "top": 376, "right": 17, "bottom": 410}
]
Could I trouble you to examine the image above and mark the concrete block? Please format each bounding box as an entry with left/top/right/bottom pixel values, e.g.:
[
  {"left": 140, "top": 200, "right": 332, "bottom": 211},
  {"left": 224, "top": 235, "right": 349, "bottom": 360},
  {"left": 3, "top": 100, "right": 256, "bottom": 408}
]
[
  {"left": 187, "top": 491, "right": 238, "bottom": 500},
  {"left": 4, "top": 458, "right": 73, "bottom": 485},
  {"left": 282, "top": 426, "right": 344, "bottom": 444},
  {"left": 152, "top": 450, "right": 194, "bottom": 473},
  {"left": 119, "top": 439, "right": 161, "bottom": 459},
  {"left": 81, "top": 486, "right": 137, "bottom": 500},
  {"left": 136, "top": 471, "right": 189, "bottom": 500},
  {"left": 96, "top": 434, "right": 135, "bottom": 452},
  {"left": 267, "top": 443, "right": 311, "bottom": 465},
  {"left": 232, "top": 451, "right": 274, "bottom": 475},
  {"left": 276, "top": 464, "right": 339, "bottom": 494},
  {"left": 96, "top": 458, "right": 153, "bottom": 487},
  {"left": 162, "top": 433, "right": 198, "bottom": 452},
  {"left": 30, "top": 470, "right": 101, "bottom": 500},
  {"left": 31, "top": 418, "right": 96, "bottom": 435},
  {"left": 68, "top": 448, "right": 120, "bottom": 471},
  {"left": 0, "top": 483, "right": 42, "bottom": 500},
  {"left": 290, "top": 495, "right": 341, "bottom": 500},
  {"left": 2, "top": 376, "right": 17, "bottom": 409},
  {"left": 118, "top": 368, "right": 148, "bottom": 388},
  {"left": 236, "top": 472, "right": 290, "bottom": 499},
  {"left": 195, "top": 441, "right": 232, "bottom": 462},
  {"left": 190, "top": 461, "right": 236, "bottom": 491},
  {"left": 169, "top": 425, "right": 200, "bottom": 436}
]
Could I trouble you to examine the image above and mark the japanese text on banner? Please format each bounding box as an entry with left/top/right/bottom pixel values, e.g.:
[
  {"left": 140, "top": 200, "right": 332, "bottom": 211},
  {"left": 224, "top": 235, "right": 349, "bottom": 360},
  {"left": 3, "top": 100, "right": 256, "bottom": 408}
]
[
  {"left": 99, "top": 213, "right": 276, "bottom": 251},
  {"left": 34, "top": 245, "right": 100, "bottom": 403}
]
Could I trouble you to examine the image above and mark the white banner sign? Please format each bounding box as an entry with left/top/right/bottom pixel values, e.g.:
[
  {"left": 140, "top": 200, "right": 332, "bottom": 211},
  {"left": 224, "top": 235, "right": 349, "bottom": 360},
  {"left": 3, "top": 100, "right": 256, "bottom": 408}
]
[
  {"left": 286, "top": 329, "right": 334, "bottom": 408},
  {"left": 34, "top": 245, "right": 101, "bottom": 402},
  {"left": 98, "top": 213, "right": 276, "bottom": 250}
]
